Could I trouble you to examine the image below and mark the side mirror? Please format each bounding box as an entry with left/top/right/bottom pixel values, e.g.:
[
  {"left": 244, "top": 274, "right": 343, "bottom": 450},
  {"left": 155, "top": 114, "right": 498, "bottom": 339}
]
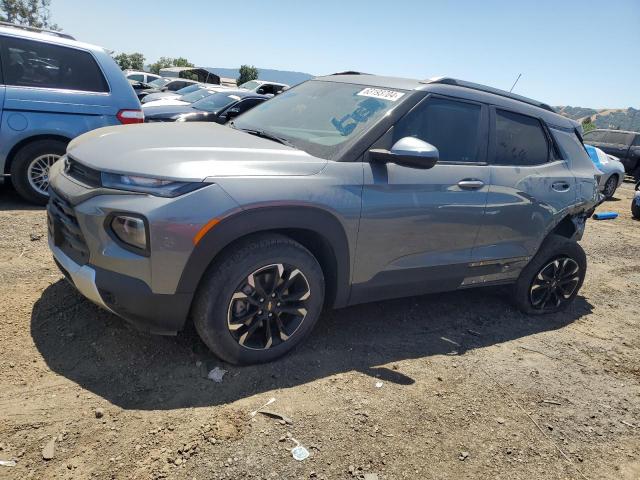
[
  {"left": 225, "top": 107, "right": 241, "bottom": 119},
  {"left": 369, "top": 137, "right": 439, "bottom": 169}
]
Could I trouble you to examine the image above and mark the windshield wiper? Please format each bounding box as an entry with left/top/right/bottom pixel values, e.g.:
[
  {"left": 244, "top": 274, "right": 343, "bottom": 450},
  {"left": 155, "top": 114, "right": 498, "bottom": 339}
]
[{"left": 232, "top": 125, "right": 294, "bottom": 148}]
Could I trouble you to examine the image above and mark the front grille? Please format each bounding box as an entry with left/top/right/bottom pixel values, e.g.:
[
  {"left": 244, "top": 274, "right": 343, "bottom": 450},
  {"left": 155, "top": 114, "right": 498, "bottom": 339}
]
[
  {"left": 65, "top": 156, "right": 102, "bottom": 187},
  {"left": 48, "top": 189, "right": 90, "bottom": 265}
]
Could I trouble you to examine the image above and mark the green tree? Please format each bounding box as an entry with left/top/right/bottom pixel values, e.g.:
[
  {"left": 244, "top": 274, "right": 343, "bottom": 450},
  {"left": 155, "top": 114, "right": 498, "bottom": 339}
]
[
  {"left": 237, "top": 65, "right": 259, "bottom": 86},
  {"left": 0, "top": 0, "right": 58, "bottom": 29},
  {"left": 582, "top": 117, "right": 596, "bottom": 134},
  {"left": 113, "top": 52, "right": 145, "bottom": 71},
  {"left": 148, "top": 56, "right": 194, "bottom": 75}
]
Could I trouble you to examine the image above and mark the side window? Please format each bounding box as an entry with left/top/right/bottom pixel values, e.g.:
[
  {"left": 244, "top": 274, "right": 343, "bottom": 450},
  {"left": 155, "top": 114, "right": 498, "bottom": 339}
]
[
  {"left": 633, "top": 135, "right": 640, "bottom": 147},
  {"left": 167, "top": 81, "right": 183, "bottom": 91},
  {"left": 494, "top": 110, "right": 549, "bottom": 166},
  {"left": 127, "top": 74, "right": 144, "bottom": 82},
  {"left": 238, "top": 98, "right": 263, "bottom": 113},
  {"left": 1, "top": 36, "right": 108, "bottom": 92},
  {"left": 393, "top": 97, "right": 482, "bottom": 163}
]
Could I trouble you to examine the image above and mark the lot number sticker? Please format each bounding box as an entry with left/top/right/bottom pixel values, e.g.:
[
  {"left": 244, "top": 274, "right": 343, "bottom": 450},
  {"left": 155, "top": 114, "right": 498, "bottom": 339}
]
[{"left": 357, "top": 88, "right": 405, "bottom": 102}]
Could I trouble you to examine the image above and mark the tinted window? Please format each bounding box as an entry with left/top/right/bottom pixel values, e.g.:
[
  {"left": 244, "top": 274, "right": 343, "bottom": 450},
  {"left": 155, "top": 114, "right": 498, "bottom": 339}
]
[
  {"left": 394, "top": 97, "right": 481, "bottom": 163},
  {"left": 167, "top": 81, "right": 187, "bottom": 91},
  {"left": 192, "top": 92, "right": 242, "bottom": 113},
  {"left": 604, "top": 131, "right": 633, "bottom": 145},
  {"left": 127, "top": 73, "right": 144, "bottom": 82},
  {"left": 583, "top": 130, "right": 607, "bottom": 143},
  {"left": 552, "top": 128, "right": 592, "bottom": 165},
  {"left": 237, "top": 98, "right": 264, "bottom": 113},
  {"left": 1, "top": 36, "right": 108, "bottom": 92},
  {"left": 494, "top": 110, "right": 548, "bottom": 165}
]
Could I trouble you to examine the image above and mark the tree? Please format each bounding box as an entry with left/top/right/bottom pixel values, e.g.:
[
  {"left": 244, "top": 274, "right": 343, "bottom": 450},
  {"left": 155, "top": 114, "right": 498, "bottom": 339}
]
[
  {"left": 582, "top": 117, "right": 596, "bottom": 134},
  {"left": 0, "top": 0, "right": 58, "bottom": 29},
  {"left": 113, "top": 52, "right": 145, "bottom": 71},
  {"left": 237, "top": 65, "right": 259, "bottom": 86},
  {"left": 148, "top": 56, "right": 194, "bottom": 75}
]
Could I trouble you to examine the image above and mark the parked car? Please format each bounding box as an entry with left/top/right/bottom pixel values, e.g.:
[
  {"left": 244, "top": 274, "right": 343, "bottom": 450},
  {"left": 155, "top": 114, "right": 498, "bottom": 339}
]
[
  {"left": 0, "top": 23, "right": 142, "bottom": 204},
  {"left": 584, "top": 144, "right": 625, "bottom": 199},
  {"left": 140, "top": 83, "right": 203, "bottom": 104},
  {"left": 238, "top": 80, "right": 289, "bottom": 95},
  {"left": 129, "top": 79, "right": 156, "bottom": 101},
  {"left": 47, "top": 74, "right": 600, "bottom": 364},
  {"left": 124, "top": 69, "right": 161, "bottom": 84},
  {"left": 142, "top": 86, "right": 231, "bottom": 108},
  {"left": 144, "top": 92, "right": 269, "bottom": 123},
  {"left": 583, "top": 129, "right": 640, "bottom": 180},
  {"left": 632, "top": 181, "right": 640, "bottom": 219},
  {"left": 137, "top": 78, "right": 200, "bottom": 101}
]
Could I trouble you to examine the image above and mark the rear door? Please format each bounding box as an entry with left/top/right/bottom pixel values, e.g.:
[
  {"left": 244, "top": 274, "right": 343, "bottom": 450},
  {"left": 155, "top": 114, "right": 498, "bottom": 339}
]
[{"left": 474, "top": 108, "right": 575, "bottom": 265}]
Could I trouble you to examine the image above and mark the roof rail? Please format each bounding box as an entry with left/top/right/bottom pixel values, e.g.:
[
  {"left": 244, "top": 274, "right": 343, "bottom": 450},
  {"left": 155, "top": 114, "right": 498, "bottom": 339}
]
[
  {"left": 0, "top": 21, "right": 75, "bottom": 40},
  {"left": 331, "top": 71, "right": 371, "bottom": 76},
  {"left": 422, "top": 76, "right": 554, "bottom": 113}
]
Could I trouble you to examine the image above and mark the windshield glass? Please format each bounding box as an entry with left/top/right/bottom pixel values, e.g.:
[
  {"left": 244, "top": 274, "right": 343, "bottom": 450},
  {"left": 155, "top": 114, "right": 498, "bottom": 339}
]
[
  {"left": 175, "top": 84, "right": 201, "bottom": 95},
  {"left": 192, "top": 92, "right": 242, "bottom": 113},
  {"left": 181, "top": 88, "right": 215, "bottom": 103},
  {"left": 232, "top": 80, "right": 409, "bottom": 160},
  {"left": 148, "top": 78, "right": 171, "bottom": 88},
  {"left": 239, "top": 80, "right": 262, "bottom": 90}
]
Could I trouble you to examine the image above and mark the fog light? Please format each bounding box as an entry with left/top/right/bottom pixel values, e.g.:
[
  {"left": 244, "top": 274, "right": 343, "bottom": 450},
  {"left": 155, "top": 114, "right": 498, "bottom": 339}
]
[{"left": 111, "top": 215, "right": 147, "bottom": 252}]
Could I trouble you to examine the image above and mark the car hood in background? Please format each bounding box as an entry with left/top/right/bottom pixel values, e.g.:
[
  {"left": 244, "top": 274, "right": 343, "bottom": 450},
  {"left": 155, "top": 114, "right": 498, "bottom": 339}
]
[
  {"left": 67, "top": 123, "right": 328, "bottom": 180},
  {"left": 142, "top": 91, "right": 180, "bottom": 103},
  {"left": 143, "top": 98, "right": 190, "bottom": 108},
  {"left": 143, "top": 105, "right": 195, "bottom": 119}
]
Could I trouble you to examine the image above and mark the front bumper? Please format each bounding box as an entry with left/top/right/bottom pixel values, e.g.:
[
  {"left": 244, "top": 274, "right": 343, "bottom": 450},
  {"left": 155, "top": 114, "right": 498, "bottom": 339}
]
[{"left": 50, "top": 236, "right": 192, "bottom": 335}]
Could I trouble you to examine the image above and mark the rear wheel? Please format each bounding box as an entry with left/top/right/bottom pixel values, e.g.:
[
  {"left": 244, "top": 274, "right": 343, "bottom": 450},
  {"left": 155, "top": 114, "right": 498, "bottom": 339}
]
[
  {"left": 10, "top": 139, "right": 67, "bottom": 205},
  {"left": 192, "top": 234, "right": 324, "bottom": 364},
  {"left": 632, "top": 196, "right": 640, "bottom": 219},
  {"left": 513, "top": 235, "right": 586, "bottom": 315},
  {"left": 602, "top": 175, "right": 618, "bottom": 199}
]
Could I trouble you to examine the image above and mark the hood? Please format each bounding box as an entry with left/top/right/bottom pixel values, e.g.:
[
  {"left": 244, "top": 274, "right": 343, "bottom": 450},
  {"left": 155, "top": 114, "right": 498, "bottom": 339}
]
[
  {"left": 143, "top": 104, "right": 195, "bottom": 119},
  {"left": 67, "top": 123, "right": 328, "bottom": 181},
  {"left": 142, "top": 91, "right": 180, "bottom": 103}
]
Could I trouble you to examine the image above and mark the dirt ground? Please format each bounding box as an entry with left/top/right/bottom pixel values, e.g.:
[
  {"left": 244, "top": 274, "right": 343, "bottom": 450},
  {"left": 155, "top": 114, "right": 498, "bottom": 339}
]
[{"left": 0, "top": 180, "right": 638, "bottom": 480}]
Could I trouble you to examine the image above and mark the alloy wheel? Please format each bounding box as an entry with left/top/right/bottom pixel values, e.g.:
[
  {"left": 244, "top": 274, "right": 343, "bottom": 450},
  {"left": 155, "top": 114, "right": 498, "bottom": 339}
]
[
  {"left": 227, "top": 263, "right": 311, "bottom": 350},
  {"left": 529, "top": 257, "right": 580, "bottom": 311},
  {"left": 603, "top": 176, "right": 617, "bottom": 198},
  {"left": 27, "top": 154, "right": 60, "bottom": 196}
]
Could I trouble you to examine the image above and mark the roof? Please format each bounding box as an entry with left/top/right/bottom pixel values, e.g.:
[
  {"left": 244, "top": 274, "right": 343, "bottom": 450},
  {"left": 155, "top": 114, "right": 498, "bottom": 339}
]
[
  {"left": 317, "top": 73, "right": 573, "bottom": 128},
  {"left": 0, "top": 23, "right": 104, "bottom": 52},
  {"left": 159, "top": 67, "right": 221, "bottom": 84}
]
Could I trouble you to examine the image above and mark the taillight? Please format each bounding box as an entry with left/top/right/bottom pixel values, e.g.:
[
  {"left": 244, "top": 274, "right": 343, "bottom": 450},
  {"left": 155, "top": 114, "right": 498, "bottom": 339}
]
[{"left": 117, "top": 109, "right": 144, "bottom": 125}]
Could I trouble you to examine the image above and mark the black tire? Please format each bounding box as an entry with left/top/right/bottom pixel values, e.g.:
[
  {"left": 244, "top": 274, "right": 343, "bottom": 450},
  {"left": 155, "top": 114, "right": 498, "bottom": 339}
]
[
  {"left": 602, "top": 175, "right": 618, "bottom": 200},
  {"left": 10, "top": 139, "right": 67, "bottom": 205},
  {"left": 632, "top": 197, "right": 640, "bottom": 220},
  {"left": 192, "top": 234, "right": 325, "bottom": 365},
  {"left": 513, "top": 235, "right": 586, "bottom": 315}
]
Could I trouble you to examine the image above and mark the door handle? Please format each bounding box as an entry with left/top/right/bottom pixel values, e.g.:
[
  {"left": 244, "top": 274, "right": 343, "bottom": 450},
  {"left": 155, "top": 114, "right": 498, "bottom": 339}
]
[
  {"left": 457, "top": 179, "right": 484, "bottom": 190},
  {"left": 552, "top": 181, "right": 571, "bottom": 192}
]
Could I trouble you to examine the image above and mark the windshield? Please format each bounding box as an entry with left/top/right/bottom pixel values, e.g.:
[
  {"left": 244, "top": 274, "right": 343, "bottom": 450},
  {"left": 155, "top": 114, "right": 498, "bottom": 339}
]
[
  {"left": 192, "top": 92, "right": 242, "bottom": 113},
  {"left": 148, "top": 78, "right": 171, "bottom": 88},
  {"left": 232, "top": 80, "right": 409, "bottom": 160},
  {"left": 180, "top": 88, "right": 215, "bottom": 103},
  {"left": 239, "top": 80, "right": 262, "bottom": 91},
  {"left": 175, "top": 84, "right": 202, "bottom": 95}
]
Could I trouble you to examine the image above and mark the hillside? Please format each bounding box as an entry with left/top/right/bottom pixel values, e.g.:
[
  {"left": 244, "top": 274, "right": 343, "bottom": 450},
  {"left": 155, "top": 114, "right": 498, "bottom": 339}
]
[
  {"left": 206, "top": 67, "right": 313, "bottom": 86},
  {"left": 555, "top": 106, "right": 640, "bottom": 132}
]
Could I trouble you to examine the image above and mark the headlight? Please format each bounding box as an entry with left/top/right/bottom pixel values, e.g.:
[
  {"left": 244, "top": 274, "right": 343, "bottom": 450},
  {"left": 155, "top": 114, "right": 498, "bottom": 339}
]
[
  {"left": 110, "top": 214, "right": 148, "bottom": 253},
  {"left": 101, "top": 172, "right": 206, "bottom": 197}
]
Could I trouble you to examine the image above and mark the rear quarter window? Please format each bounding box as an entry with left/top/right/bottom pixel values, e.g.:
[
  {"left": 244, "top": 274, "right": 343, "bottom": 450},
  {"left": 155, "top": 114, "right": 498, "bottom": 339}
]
[
  {"left": 551, "top": 128, "right": 592, "bottom": 165},
  {"left": 0, "top": 35, "right": 109, "bottom": 93}
]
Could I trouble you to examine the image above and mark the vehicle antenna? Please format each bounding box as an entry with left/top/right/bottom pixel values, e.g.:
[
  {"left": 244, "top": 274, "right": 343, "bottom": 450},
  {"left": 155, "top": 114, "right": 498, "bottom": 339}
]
[{"left": 509, "top": 73, "right": 522, "bottom": 93}]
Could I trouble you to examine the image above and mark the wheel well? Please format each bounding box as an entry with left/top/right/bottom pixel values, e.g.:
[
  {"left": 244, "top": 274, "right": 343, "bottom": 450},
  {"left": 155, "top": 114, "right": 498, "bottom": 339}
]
[
  {"left": 4, "top": 134, "right": 70, "bottom": 174},
  {"left": 550, "top": 215, "right": 577, "bottom": 239}
]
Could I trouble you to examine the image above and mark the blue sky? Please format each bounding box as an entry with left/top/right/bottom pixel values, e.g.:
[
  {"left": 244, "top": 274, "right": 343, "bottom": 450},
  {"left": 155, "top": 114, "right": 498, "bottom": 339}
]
[{"left": 53, "top": 0, "right": 639, "bottom": 108}]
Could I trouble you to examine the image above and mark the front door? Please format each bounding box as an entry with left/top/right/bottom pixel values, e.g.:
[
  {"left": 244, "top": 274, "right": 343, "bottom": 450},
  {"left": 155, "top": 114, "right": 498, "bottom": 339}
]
[{"left": 351, "top": 95, "right": 490, "bottom": 304}]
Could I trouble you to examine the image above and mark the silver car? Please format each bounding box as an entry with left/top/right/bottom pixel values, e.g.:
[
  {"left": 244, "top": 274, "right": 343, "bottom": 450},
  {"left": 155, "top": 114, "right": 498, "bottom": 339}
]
[
  {"left": 47, "top": 74, "right": 600, "bottom": 364},
  {"left": 585, "top": 144, "right": 625, "bottom": 199}
]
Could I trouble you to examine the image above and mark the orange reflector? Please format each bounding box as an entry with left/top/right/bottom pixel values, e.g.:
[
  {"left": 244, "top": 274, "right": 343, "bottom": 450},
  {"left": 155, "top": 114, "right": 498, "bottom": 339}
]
[{"left": 193, "top": 217, "right": 220, "bottom": 245}]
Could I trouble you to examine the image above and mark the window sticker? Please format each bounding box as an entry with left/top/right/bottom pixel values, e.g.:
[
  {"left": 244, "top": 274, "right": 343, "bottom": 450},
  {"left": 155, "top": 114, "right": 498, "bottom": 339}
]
[{"left": 357, "top": 87, "right": 405, "bottom": 102}]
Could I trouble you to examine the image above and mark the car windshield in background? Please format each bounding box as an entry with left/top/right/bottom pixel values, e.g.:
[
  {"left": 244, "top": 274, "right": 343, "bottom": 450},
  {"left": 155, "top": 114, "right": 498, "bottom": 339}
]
[
  {"left": 191, "top": 92, "right": 241, "bottom": 113},
  {"left": 175, "top": 84, "right": 202, "bottom": 95},
  {"left": 180, "top": 88, "right": 215, "bottom": 103},
  {"left": 232, "top": 81, "right": 408, "bottom": 160},
  {"left": 148, "top": 78, "right": 171, "bottom": 88},
  {"left": 239, "top": 80, "right": 262, "bottom": 90}
]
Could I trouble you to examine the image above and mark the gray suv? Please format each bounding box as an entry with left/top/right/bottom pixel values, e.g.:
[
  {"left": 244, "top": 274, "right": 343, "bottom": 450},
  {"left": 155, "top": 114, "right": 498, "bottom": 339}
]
[{"left": 47, "top": 74, "right": 600, "bottom": 364}]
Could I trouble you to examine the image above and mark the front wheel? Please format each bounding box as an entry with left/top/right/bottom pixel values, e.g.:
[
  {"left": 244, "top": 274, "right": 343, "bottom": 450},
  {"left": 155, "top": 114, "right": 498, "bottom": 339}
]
[
  {"left": 632, "top": 195, "right": 640, "bottom": 219},
  {"left": 513, "top": 235, "right": 586, "bottom": 315},
  {"left": 602, "top": 175, "right": 618, "bottom": 200},
  {"left": 192, "top": 234, "right": 325, "bottom": 365}
]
